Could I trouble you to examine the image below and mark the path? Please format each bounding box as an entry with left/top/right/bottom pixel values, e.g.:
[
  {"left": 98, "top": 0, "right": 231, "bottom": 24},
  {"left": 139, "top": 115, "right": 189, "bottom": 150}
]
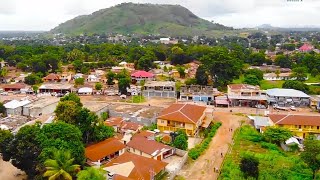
[
  {"left": 0, "top": 157, "right": 26, "bottom": 180},
  {"left": 178, "top": 111, "right": 245, "bottom": 180}
]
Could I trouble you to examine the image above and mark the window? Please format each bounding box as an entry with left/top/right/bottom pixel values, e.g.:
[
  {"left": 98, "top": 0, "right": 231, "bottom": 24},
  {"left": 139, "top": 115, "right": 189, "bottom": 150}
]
[
  {"left": 304, "top": 125, "right": 307, "bottom": 128},
  {"left": 299, "top": 125, "right": 301, "bottom": 129},
  {"left": 317, "top": 126, "right": 319, "bottom": 130},
  {"left": 140, "top": 151, "right": 142, "bottom": 155},
  {"left": 161, "top": 120, "right": 165, "bottom": 124}
]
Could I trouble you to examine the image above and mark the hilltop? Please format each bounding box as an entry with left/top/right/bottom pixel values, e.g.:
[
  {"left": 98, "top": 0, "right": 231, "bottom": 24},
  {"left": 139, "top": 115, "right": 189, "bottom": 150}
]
[{"left": 50, "top": 3, "right": 233, "bottom": 36}]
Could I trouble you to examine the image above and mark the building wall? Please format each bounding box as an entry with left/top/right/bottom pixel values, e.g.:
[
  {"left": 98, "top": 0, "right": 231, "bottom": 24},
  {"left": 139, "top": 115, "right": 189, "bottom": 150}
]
[
  {"left": 157, "top": 118, "right": 198, "bottom": 136},
  {"left": 6, "top": 107, "right": 22, "bottom": 116},
  {"left": 128, "top": 147, "right": 154, "bottom": 159},
  {"left": 275, "top": 124, "right": 320, "bottom": 138},
  {"left": 23, "top": 101, "right": 58, "bottom": 117}
]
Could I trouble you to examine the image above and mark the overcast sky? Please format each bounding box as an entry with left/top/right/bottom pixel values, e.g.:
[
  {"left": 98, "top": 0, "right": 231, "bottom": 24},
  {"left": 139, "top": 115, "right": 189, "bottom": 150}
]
[{"left": 0, "top": 0, "right": 319, "bottom": 31}]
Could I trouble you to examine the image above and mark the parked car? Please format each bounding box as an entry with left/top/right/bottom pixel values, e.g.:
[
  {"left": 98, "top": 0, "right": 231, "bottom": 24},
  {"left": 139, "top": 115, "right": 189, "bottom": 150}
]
[
  {"left": 290, "top": 106, "right": 297, "bottom": 111},
  {"left": 255, "top": 104, "right": 266, "bottom": 109},
  {"left": 0, "top": 92, "right": 8, "bottom": 96}
]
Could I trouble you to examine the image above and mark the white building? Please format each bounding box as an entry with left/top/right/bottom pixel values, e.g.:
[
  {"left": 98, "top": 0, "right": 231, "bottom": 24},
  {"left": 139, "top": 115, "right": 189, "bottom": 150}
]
[
  {"left": 23, "top": 98, "right": 59, "bottom": 117},
  {"left": 87, "top": 75, "right": 100, "bottom": 82},
  {"left": 78, "top": 87, "right": 93, "bottom": 95},
  {"left": 4, "top": 99, "right": 31, "bottom": 115}
]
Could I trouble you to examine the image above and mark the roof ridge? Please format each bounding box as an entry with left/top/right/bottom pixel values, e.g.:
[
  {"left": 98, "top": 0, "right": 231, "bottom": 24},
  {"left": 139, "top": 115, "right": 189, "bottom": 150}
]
[
  {"left": 158, "top": 104, "right": 185, "bottom": 118},
  {"left": 274, "top": 114, "right": 291, "bottom": 124},
  {"left": 178, "top": 104, "right": 194, "bottom": 123}
]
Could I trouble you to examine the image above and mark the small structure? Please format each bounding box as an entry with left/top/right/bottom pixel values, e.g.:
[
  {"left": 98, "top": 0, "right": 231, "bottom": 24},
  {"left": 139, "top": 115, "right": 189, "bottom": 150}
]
[
  {"left": 299, "top": 43, "right": 314, "bottom": 52},
  {"left": 143, "top": 81, "right": 176, "bottom": 98},
  {"left": 310, "top": 95, "right": 320, "bottom": 110},
  {"left": 105, "top": 117, "right": 124, "bottom": 132},
  {"left": 4, "top": 99, "right": 31, "bottom": 115},
  {"left": 39, "top": 83, "right": 72, "bottom": 94},
  {"left": 3, "top": 83, "right": 26, "bottom": 92},
  {"left": 73, "top": 73, "right": 83, "bottom": 79},
  {"left": 87, "top": 75, "right": 100, "bottom": 82},
  {"left": 59, "top": 73, "right": 72, "bottom": 82},
  {"left": 127, "top": 136, "right": 174, "bottom": 161},
  {"left": 266, "top": 88, "right": 310, "bottom": 107},
  {"left": 43, "top": 73, "right": 60, "bottom": 82},
  {"left": 180, "top": 85, "right": 221, "bottom": 103},
  {"left": 227, "top": 84, "right": 267, "bottom": 107},
  {"left": 120, "top": 121, "right": 143, "bottom": 134},
  {"left": 22, "top": 98, "right": 59, "bottom": 117},
  {"left": 157, "top": 103, "right": 208, "bottom": 136},
  {"left": 249, "top": 65, "right": 291, "bottom": 73},
  {"left": 130, "top": 70, "right": 155, "bottom": 84},
  {"left": 78, "top": 87, "right": 93, "bottom": 95},
  {"left": 263, "top": 73, "right": 294, "bottom": 81},
  {"left": 248, "top": 115, "right": 271, "bottom": 132},
  {"left": 103, "top": 152, "right": 168, "bottom": 180},
  {"left": 85, "top": 137, "right": 126, "bottom": 166}
]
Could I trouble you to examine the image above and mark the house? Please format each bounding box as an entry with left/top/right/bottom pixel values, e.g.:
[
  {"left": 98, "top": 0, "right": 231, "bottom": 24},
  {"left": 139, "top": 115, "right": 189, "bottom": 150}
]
[
  {"left": 87, "top": 75, "right": 100, "bottom": 82},
  {"left": 249, "top": 65, "right": 291, "bottom": 73},
  {"left": 85, "top": 137, "right": 126, "bottom": 166},
  {"left": 131, "top": 70, "right": 155, "bottom": 84},
  {"left": 73, "top": 73, "right": 83, "bottom": 79},
  {"left": 299, "top": 43, "right": 314, "bottom": 52},
  {"left": 263, "top": 73, "right": 307, "bottom": 81},
  {"left": 4, "top": 99, "right": 31, "bottom": 115},
  {"left": 227, "top": 84, "right": 267, "bottom": 107},
  {"left": 157, "top": 103, "right": 208, "bottom": 136},
  {"left": 105, "top": 117, "right": 124, "bottom": 132},
  {"left": 266, "top": 88, "right": 310, "bottom": 107},
  {"left": 119, "top": 62, "right": 135, "bottom": 69},
  {"left": 120, "top": 121, "right": 143, "bottom": 134},
  {"left": 78, "top": 87, "right": 93, "bottom": 95},
  {"left": 22, "top": 98, "right": 59, "bottom": 117},
  {"left": 133, "top": 130, "right": 156, "bottom": 140},
  {"left": 248, "top": 116, "right": 271, "bottom": 133},
  {"left": 103, "top": 152, "right": 167, "bottom": 180},
  {"left": 268, "top": 114, "right": 320, "bottom": 138},
  {"left": 43, "top": 73, "right": 60, "bottom": 82},
  {"left": 180, "top": 85, "right": 221, "bottom": 103},
  {"left": 143, "top": 81, "right": 176, "bottom": 98},
  {"left": 59, "top": 73, "right": 72, "bottom": 82},
  {"left": 39, "top": 83, "right": 72, "bottom": 94},
  {"left": 310, "top": 95, "right": 320, "bottom": 109},
  {"left": 3, "top": 83, "right": 26, "bottom": 92},
  {"left": 127, "top": 136, "right": 174, "bottom": 161}
]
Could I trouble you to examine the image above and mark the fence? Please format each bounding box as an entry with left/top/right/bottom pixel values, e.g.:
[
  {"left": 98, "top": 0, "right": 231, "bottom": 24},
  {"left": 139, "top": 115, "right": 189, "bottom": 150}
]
[
  {"left": 108, "top": 109, "right": 156, "bottom": 126},
  {"left": 166, "top": 149, "right": 189, "bottom": 180}
]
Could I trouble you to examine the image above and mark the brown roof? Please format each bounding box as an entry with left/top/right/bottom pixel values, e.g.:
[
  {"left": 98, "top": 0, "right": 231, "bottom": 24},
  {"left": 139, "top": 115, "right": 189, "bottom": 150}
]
[
  {"left": 121, "top": 121, "right": 143, "bottom": 131},
  {"left": 158, "top": 103, "right": 206, "bottom": 124},
  {"left": 105, "top": 117, "right": 124, "bottom": 127},
  {"left": 127, "top": 136, "right": 172, "bottom": 156},
  {"left": 43, "top": 73, "right": 60, "bottom": 81},
  {"left": 133, "top": 130, "right": 155, "bottom": 139},
  {"left": 85, "top": 137, "right": 126, "bottom": 161},
  {"left": 269, "top": 114, "right": 320, "bottom": 126},
  {"left": 228, "top": 84, "right": 260, "bottom": 90},
  {"left": 104, "top": 152, "right": 167, "bottom": 180},
  {"left": 3, "top": 83, "right": 26, "bottom": 89}
]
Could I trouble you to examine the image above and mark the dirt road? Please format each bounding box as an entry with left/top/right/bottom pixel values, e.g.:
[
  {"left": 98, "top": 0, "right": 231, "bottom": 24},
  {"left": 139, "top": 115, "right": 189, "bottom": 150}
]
[
  {"left": 178, "top": 112, "right": 246, "bottom": 180},
  {"left": 0, "top": 158, "right": 26, "bottom": 180}
]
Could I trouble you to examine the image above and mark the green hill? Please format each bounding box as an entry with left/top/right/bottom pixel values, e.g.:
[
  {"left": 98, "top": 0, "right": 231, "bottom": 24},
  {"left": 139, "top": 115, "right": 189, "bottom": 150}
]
[{"left": 50, "top": 3, "right": 233, "bottom": 36}]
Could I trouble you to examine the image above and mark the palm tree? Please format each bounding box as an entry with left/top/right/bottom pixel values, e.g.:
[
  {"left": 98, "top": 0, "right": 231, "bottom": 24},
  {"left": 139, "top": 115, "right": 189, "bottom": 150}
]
[
  {"left": 43, "top": 150, "right": 80, "bottom": 180},
  {"left": 77, "top": 167, "right": 105, "bottom": 180}
]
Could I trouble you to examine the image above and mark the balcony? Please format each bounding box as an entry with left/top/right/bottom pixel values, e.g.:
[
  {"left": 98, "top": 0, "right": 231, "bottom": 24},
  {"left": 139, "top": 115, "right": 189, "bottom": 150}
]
[{"left": 288, "top": 128, "right": 320, "bottom": 133}]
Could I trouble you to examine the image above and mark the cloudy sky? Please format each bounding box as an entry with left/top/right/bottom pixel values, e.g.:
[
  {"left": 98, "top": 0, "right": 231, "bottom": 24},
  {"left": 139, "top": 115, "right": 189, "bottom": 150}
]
[{"left": 0, "top": 0, "right": 319, "bottom": 31}]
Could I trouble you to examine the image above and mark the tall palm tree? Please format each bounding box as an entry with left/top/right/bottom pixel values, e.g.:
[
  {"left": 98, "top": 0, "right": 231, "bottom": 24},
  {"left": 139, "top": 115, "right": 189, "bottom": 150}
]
[{"left": 43, "top": 150, "right": 80, "bottom": 180}]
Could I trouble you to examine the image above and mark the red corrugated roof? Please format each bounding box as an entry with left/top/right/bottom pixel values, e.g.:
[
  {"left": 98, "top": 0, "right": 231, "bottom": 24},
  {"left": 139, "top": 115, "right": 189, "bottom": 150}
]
[
  {"left": 299, "top": 43, "right": 313, "bottom": 52},
  {"left": 131, "top": 71, "right": 154, "bottom": 78}
]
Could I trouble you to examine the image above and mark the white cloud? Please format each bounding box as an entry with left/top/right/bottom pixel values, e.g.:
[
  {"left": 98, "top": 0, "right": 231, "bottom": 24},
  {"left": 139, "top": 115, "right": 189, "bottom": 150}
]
[{"left": 0, "top": 0, "right": 318, "bottom": 31}]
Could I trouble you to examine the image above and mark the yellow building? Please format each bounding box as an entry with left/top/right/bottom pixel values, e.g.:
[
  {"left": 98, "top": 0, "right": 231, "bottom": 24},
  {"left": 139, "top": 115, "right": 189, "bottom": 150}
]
[
  {"left": 269, "top": 114, "right": 320, "bottom": 138},
  {"left": 157, "top": 103, "right": 211, "bottom": 136}
]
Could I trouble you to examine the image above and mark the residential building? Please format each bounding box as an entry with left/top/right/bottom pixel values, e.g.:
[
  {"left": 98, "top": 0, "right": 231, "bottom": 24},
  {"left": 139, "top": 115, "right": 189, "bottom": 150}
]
[
  {"left": 3, "top": 83, "right": 27, "bottom": 92},
  {"left": 180, "top": 85, "right": 221, "bottom": 103},
  {"left": 248, "top": 116, "right": 271, "bottom": 133},
  {"left": 85, "top": 137, "right": 126, "bottom": 166},
  {"left": 59, "top": 73, "right": 72, "bottom": 82},
  {"left": 130, "top": 70, "right": 155, "bottom": 84},
  {"left": 22, "top": 98, "right": 59, "bottom": 117},
  {"left": 87, "top": 74, "right": 99, "bottom": 83},
  {"left": 104, "top": 152, "right": 167, "bottom": 180},
  {"left": 39, "top": 83, "right": 72, "bottom": 94},
  {"left": 143, "top": 81, "right": 176, "bottom": 98},
  {"left": 43, "top": 73, "right": 60, "bottom": 82},
  {"left": 299, "top": 43, "right": 314, "bottom": 52},
  {"left": 249, "top": 65, "right": 291, "bottom": 73},
  {"left": 268, "top": 114, "right": 320, "bottom": 138},
  {"left": 266, "top": 88, "right": 310, "bottom": 107},
  {"left": 227, "top": 84, "right": 267, "bottom": 107},
  {"left": 127, "top": 136, "right": 174, "bottom": 161},
  {"left": 157, "top": 103, "right": 211, "bottom": 136},
  {"left": 120, "top": 121, "right": 143, "bottom": 134},
  {"left": 263, "top": 73, "right": 308, "bottom": 81},
  {"left": 310, "top": 95, "right": 320, "bottom": 109},
  {"left": 105, "top": 117, "right": 124, "bottom": 132},
  {"left": 78, "top": 87, "right": 93, "bottom": 95},
  {"left": 4, "top": 99, "right": 31, "bottom": 115}
]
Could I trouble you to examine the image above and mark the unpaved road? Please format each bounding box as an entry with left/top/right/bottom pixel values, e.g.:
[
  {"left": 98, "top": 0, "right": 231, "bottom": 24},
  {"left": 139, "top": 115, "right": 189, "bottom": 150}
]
[
  {"left": 178, "top": 111, "right": 247, "bottom": 180},
  {"left": 0, "top": 158, "right": 26, "bottom": 180}
]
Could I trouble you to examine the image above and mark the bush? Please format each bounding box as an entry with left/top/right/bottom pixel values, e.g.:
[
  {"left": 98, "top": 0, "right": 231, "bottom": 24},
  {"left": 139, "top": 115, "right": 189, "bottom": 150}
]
[
  {"left": 260, "top": 142, "right": 279, "bottom": 151},
  {"left": 188, "top": 122, "right": 222, "bottom": 160}
]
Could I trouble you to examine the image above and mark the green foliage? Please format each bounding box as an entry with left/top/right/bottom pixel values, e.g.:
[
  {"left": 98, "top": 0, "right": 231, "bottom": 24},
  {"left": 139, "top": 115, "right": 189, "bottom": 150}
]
[
  {"left": 106, "top": 71, "right": 115, "bottom": 85},
  {"left": 243, "top": 75, "right": 260, "bottom": 86},
  {"left": 75, "top": 77, "right": 85, "bottom": 86},
  {"left": 142, "top": 123, "right": 157, "bottom": 131},
  {"left": 311, "top": 68, "right": 319, "bottom": 77},
  {"left": 77, "top": 167, "right": 105, "bottom": 180},
  {"left": 172, "top": 131, "right": 188, "bottom": 150},
  {"left": 185, "top": 78, "right": 197, "bottom": 85},
  {"left": 188, "top": 122, "right": 222, "bottom": 160},
  {"left": 301, "top": 136, "right": 320, "bottom": 179},
  {"left": 100, "top": 112, "right": 109, "bottom": 121},
  {"left": 117, "top": 69, "right": 131, "bottom": 95},
  {"left": 282, "top": 80, "right": 310, "bottom": 93},
  {"left": 0, "top": 102, "right": 5, "bottom": 115},
  {"left": 247, "top": 52, "right": 266, "bottom": 66},
  {"left": 24, "top": 73, "right": 43, "bottom": 85},
  {"left": 275, "top": 54, "right": 292, "bottom": 68},
  {"left": 195, "top": 65, "right": 208, "bottom": 85},
  {"left": 95, "top": 82, "right": 103, "bottom": 90},
  {"left": 55, "top": 101, "right": 81, "bottom": 124},
  {"left": 60, "top": 93, "right": 83, "bottom": 107},
  {"left": 43, "top": 150, "right": 80, "bottom": 180},
  {"left": 244, "top": 69, "right": 263, "bottom": 80},
  {"left": 177, "top": 66, "right": 186, "bottom": 78},
  {"left": 240, "top": 154, "right": 259, "bottom": 179},
  {"left": 263, "top": 127, "right": 292, "bottom": 145},
  {"left": 0, "top": 129, "right": 13, "bottom": 155},
  {"left": 92, "top": 125, "right": 115, "bottom": 142},
  {"left": 291, "top": 67, "right": 308, "bottom": 81}
]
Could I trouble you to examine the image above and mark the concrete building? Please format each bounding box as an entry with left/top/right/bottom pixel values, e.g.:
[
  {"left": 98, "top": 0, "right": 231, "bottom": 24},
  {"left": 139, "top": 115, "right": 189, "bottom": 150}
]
[
  {"left": 263, "top": 73, "right": 308, "bottom": 81},
  {"left": 78, "top": 87, "right": 93, "bottom": 95},
  {"left": 43, "top": 73, "right": 60, "bottom": 82},
  {"left": 227, "top": 84, "right": 267, "bottom": 107},
  {"left": 22, "top": 98, "right": 59, "bottom": 117},
  {"left": 4, "top": 99, "right": 31, "bottom": 115},
  {"left": 266, "top": 88, "right": 310, "bottom": 107},
  {"left": 180, "top": 85, "right": 221, "bottom": 103},
  {"left": 130, "top": 71, "right": 155, "bottom": 84},
  {"left": 143, "top": 81, "right": 176, "bottom": 98},
  {"left": 39, "top": 83, "right": 72, "bottom": 94}
]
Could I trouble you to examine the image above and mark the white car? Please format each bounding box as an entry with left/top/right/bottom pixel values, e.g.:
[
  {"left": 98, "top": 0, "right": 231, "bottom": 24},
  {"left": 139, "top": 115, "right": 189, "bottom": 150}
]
[{"left": 290, "top": 106, "right": 297, "bottom": 111}]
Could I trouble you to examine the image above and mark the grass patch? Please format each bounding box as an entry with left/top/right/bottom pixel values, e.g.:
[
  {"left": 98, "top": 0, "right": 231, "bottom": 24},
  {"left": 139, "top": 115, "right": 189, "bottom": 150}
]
[
  {"left": 305, "top": 74, "right": 320, "bottom": 83},
  {"left": 219, "top": 125, "right": 313, "bottom": 180},
  {"left": 188, "top": 122, "right": 222, "bottom": 160},
  {"left": 120, "top": 95, "right": 146, "bottom": 103},
  {"left": 260, "top": 80, "right": 284, "bottom": 90}
]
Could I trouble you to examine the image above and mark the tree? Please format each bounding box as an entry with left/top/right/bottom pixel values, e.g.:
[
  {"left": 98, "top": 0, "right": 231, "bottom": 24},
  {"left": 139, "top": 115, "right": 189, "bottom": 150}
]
[
  {"left": 0, "top": 102, "right": 5, "bottom": 115},
  {"left": 106, "top": 71, "right": 115, "bottom": 85},
  {"left": 247, "top": 52, "right": 266, "bottom": 66},
  {"left": 118, "top": 78, "right": 130, "bottom": 95},
  {"left": 311, "top": 68, "right": 319, "bottom": 77},
  {"left": 0, "top": 129, "right": 13, "bottom": 156},
  {"left": 55, "top": 101, "right": 81, "bottom": 124},
  {"left": 77, "top": 167, "right": 105, "bottom": 180},
  {"left": 243, "top": 75, "right": 260, "bottom": 86},
  {"left": 75, "top": 78, "right": 85, "bottom": 86},
  {"left": 244, "top": 69, "right": 263, "bottom": 80},
  {"left": 185, "top": 78, "right": 197, "bottom": 85},
  {"left": 60, "top": 93, "right": 83, "bottom": 107},
  {"left": 43, "top": 150, "right": 80, "bottom": 180},
  {"left": 177, "top": 66, "right": 186, "bottom": 78},
  {"left": 263, "top": 127, "right": 292, "bottom": 145},
  {"left": 172, "top": 130, "right": 188, "bottom": 150},
  {"left": 291, "top": 67, "right": 308, "bottom": 81},
  {"left": 32, "top": 85, "right": 39, "bottom": 94},
  {"left": 92, "top": 124, "right": 115, "bottom": 142},
  {"left": 301, "top": 136, "right": 320, "bottom": 179},
  {"left": 24, "top": 74, "right": 42, "bottom": 85},
  {"left": 95, "top": 82, "right": 103, "bottom": 91},
  {"left": 282, "top": 80, "right": 309, "bottom": 93},
  {"left": 274, "top": 54, "right": 292, "bottom": 68},
  {"left": 240, "top": 154, "right": 259, "bottom": 179},
  {"left": 170, "top": 46, "right": 189, "bottom": 65},
  {"left": 73, "top": 59, "right": 84, "bottom": 72},
  {"left": 136, "top": 51, "right": 155, "bottom": 71},
  {"left": 195, "top": 65, "right": 208, "bottom": 85}
]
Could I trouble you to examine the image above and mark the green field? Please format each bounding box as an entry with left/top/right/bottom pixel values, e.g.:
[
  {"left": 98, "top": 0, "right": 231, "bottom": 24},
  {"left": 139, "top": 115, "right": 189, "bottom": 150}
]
[
  {"left": 219, "top": 125, "right": 313, "bottom": 180},
  {"left": 232, "top": 75, "right": 284, "bottom": 90}
]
